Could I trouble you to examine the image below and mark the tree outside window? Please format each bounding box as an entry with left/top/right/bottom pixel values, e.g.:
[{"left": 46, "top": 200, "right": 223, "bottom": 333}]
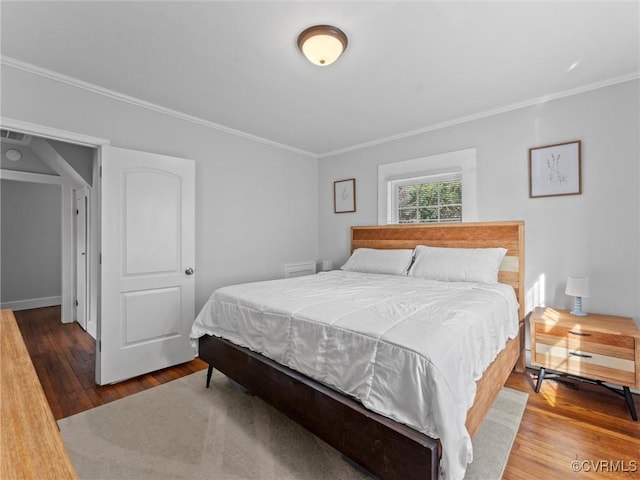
[{"left": 396, "top": 179, "right": 461, "bottom": 224}]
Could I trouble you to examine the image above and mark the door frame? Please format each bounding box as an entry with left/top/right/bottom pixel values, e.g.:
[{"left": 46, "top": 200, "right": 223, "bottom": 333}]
[{"left": 0, "top": 118, "right": 109, "bottom": 327}]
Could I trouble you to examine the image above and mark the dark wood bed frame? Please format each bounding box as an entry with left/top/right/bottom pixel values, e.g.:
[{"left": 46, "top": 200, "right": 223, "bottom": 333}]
[{"left": 199, "top": 221, "right": 525, "bottom": 479}]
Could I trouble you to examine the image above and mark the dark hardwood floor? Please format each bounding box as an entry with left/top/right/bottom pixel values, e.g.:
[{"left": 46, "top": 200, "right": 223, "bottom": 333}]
[
  {"left": 14, "top": 306, "right": 207, "bottom": 420},
  {"left": 15, "top": 306, "right": 640, "bottom": 479}
]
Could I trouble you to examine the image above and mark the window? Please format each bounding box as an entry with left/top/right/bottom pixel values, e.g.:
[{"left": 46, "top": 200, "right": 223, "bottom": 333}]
[
  {"left": 390, "top": 172, "right": 462, "bottom": 224},
  {"left": 377, "top": 148, "right": 477, "bottom": 225}
]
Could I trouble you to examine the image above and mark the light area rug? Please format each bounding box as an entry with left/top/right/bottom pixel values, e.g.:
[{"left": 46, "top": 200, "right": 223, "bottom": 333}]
[{"left": 58, "top": 369, "right": 527, "bottom": 480}]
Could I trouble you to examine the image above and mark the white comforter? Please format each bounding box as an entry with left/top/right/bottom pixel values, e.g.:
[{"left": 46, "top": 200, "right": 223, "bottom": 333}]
[{"left": 191, "top": 271, "right": 519, "bottom": 480}]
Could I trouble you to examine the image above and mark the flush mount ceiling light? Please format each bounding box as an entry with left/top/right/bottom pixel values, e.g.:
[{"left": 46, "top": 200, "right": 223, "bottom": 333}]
[
  {"left": 4, "top": 149, "right": 22, "bottom": 162},
  {"left": 297, "top": 25, "right": 348, "bottom": 66}
]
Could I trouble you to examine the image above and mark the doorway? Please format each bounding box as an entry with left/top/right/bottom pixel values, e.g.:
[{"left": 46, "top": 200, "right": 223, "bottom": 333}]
[
  {"left": 2, "top": 118, "right": 197, "bottom": 386},
  {"left": 0, "top": 118, "right": 107, "bottom": 338}
]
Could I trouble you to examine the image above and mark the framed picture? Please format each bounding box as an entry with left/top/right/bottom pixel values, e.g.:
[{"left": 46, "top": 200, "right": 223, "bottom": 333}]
[
  {"left": 334, "top": 178, "right": 356, "bottom": 213},
  {"left": 529, "top": 140, "right": 582, "bottom": 198}
]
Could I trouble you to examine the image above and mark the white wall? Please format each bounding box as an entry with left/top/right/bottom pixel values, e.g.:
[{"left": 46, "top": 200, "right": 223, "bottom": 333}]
[
  {"left": 318, "top": 80, "right": 640, "bottom": 323},
  {"left": 1, "top": 64, "right": 319, "bottom": 312},
  {"left": 1, "top": 179, "right": 62, "bottom": 305}
]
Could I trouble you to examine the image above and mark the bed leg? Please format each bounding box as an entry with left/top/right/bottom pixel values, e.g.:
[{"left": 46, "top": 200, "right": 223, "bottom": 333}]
[{"left": 206, "top": 366, "right": 213, "bottom": 388}]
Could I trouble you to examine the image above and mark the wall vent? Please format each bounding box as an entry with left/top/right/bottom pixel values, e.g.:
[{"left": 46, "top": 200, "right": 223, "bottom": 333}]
[
  {"left": 283, "top": 261, "right": 316, "bottom": 278},
  {"left": 0, "top": 129, "right": 32, "bottom": 145}
]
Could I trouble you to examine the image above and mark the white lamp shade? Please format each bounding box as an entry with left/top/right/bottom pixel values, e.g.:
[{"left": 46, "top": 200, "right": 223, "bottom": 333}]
[
  {"left": 300, "top": 34, "right": 344, "bottom": 65},
  {"left": 565, "top": 277, "right": 590, "bottom": 297}
]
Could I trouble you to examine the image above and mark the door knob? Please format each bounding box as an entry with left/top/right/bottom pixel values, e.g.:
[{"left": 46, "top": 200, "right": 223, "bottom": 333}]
[{"left": 185, "top": 267, "right": 194, "bottom": 275}]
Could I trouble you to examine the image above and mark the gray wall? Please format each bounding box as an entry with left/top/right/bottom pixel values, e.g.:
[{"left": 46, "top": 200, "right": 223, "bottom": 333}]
[
  {"left": 1, "top": 63, "right": 319, "bottom": 312},
  {"left": 1, "top": 179, "right": 62, "bottom": 302},
  {"left": 1, "top": 138, "right": 94, "bottom": 180},
  {"left": 318, "top": 80, "right": 640, "bottom": 322},
  {"left": 48, "top": 139, "right": 95, "bottom": 186},
  {"left": 1, "top": 140, "right": 56, "bottom": 174},
  {"left": 3, "top": 61, "right": 637, "bottom": 323}
]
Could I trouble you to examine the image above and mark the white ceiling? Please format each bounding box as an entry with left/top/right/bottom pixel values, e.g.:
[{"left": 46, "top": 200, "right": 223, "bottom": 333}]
[{"left": 1, "top": 1, "right": 638, "bottom": 157}]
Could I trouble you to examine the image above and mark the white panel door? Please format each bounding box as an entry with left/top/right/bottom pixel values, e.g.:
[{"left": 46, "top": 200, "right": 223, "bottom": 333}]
[{"left": 98, "top": 146, "right": 195, "bottom": 385}]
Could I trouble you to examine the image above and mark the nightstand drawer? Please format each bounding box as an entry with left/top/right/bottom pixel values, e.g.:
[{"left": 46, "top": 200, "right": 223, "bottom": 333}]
[
  {"left": 534, "top": 324, "right": 635, "bottom": 360},
  {"left": 534, "top": 343, "right": 636, "bottom": 385}
]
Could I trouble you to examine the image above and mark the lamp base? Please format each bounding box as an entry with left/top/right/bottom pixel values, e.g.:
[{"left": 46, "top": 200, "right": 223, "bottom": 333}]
[{"left": 570, "top": 296, "right": 587, "bottom": 316}]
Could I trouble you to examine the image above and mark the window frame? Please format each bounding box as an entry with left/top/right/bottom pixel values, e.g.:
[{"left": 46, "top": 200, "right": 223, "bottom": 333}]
[{"left": 377, "top": 148, "right": 477, "bottom": 225}]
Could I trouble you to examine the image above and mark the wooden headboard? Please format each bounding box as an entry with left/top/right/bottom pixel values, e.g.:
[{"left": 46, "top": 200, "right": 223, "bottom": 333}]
[{"left": 351, "top": 221, "right": 525, "bottom": 321}]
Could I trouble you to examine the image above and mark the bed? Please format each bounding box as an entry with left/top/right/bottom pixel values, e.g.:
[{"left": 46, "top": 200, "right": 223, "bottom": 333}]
[{"left": 192, "top": 221, "right": 525, "bottom": 480}]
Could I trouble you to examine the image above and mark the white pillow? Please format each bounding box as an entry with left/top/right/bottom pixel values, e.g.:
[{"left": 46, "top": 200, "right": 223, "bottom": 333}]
[
  {"left": 340, "top": 248, "right": 414, "bottom": 276},
  {"left": 408, "top": 245, "right": 507, "bottom": 284}
]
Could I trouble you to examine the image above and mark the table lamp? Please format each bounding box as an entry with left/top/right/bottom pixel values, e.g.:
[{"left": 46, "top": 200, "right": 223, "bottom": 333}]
[{"left": 565, "top": 277, "right": 590, "bottom": 316}]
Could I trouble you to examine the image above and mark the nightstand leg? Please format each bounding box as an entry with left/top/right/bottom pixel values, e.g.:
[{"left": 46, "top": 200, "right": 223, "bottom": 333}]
[
  {"left": 623, "top": 386, "right": 637, "bottom": 421},
  {"left": 536, "top": 368, "right": 544, "bottom": 393},
  {"left": 534, "top": 368, "right": 546, "bottom": 393}
]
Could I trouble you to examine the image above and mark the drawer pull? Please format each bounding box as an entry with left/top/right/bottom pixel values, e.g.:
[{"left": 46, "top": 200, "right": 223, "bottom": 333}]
[
  {"left": 569, "top": 351, "right": 593, "bottom": 358},
  {"left": 568, "top": 331, "right": 592, "bottom": 336}
]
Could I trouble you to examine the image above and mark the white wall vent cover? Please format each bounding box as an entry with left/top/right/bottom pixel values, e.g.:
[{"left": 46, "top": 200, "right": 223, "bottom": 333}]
[
  {"left": 284, "top": 261, "right": 316, "bottom": 278},
  {"left": 1, "top": 129, "right": 32, "bottom": 145}
]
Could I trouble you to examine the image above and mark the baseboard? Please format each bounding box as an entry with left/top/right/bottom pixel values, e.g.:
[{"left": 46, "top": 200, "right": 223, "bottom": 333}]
[{"left": 0, "top": 296, "right": 62, "bottom": 311}]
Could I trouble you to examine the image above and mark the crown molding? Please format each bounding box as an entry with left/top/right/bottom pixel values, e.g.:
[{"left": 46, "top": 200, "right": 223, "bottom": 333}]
[
  {"left": 317, "top": 72, "right": 640, "bottom": 158},
  {"left": 0, "top": 56, "right": 318, "bottom": 159},
  {"left": 3, "top": 56, "right": 636, "bottom": 161}
]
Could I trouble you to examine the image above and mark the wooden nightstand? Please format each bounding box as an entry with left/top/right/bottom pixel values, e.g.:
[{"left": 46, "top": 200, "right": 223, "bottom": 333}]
[{"left": 530, "top": 306, "right": 640, "bottom": 420}]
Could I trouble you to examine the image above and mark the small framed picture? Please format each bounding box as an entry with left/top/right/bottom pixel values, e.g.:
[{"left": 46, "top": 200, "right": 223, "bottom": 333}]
[
  {"left": 334, "top": 178, "right": 356, "bottom": 213},
  {"left": 529, "top": 140, "right": 582, "bottom": 198}
]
